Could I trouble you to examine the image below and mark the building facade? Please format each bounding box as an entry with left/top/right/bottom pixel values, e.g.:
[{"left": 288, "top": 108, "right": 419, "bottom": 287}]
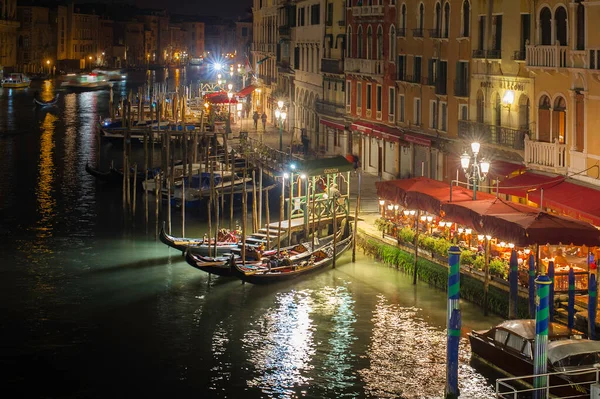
[
  {"left": 0, "top": 0, "right": 19, "bottom": 72},
  {"left": 16, "top": 6, "right": 53, "bottom": 73},
  {"left": 252, "top": 0, "right": 279, "bottom": 120}
]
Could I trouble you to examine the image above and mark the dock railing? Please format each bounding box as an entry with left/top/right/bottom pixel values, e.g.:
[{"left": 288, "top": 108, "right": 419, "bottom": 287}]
[{"left": 496, "top": 367, "right": 600, "bottom": 399}]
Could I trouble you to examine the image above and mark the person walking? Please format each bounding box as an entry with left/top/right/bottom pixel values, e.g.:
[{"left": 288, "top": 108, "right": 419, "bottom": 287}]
[
  {"left": 301, "top": 129, "right": 310, "bottom": 156},
  {"left": 261, "top": 112, "right": 267, "bottom": 131},
  {"left": 252, "top": 111, "right": 259, "bottom": 130}
]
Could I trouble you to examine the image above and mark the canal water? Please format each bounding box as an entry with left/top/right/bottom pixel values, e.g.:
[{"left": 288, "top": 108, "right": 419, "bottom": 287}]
[{"left": 0, "top": 70, "right": 503, "bottom": 398}]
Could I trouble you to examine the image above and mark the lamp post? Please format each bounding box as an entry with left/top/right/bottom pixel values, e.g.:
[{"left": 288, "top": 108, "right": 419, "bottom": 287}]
[
  {"left": 226, "top": 89, "right": 233, "bottom": 135},
  {"left": 237, "top": 102, "right": 243, "bottom": 130},
  {"left": 275, "top": 100, "right": 286, "bottom": 152},
  {"left": 460, "top": 142, "right": 490, "bottom": 200},
  {"left": 379, "top": 199, "right": 385, "bottom": 218}
]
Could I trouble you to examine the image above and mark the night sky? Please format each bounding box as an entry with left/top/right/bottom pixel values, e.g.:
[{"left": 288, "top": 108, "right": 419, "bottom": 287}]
[{"left": 133, "top": 0, "right": 253, "bottom": 17}]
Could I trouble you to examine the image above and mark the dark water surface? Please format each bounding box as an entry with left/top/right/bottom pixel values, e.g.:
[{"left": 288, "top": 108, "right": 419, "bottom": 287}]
[{"left": 0, "top": 71, "right": 502, "bottom": 398}]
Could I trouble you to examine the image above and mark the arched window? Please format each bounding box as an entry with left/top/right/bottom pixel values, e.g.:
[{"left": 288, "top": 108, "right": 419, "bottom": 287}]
[
  {"left": 553, "top": 96, "right": 567, "bottom": 144},
  {"left": 389, "top": 25, "right": 396, "bottom": 61},
  {"left": 400, "top": 4, "right": 407, "bottom": 30},
  {"left": 434, "top": 2, "right": 441, "bottom": 34},
  {"left": 518, "top": 94, "right": 530, "bottom": 131},
  {"left": 576, "top": 3, "right": 585, "bottom": 51},
  {"left": 419, "top": 3, "right": 424, "bottom": 30},
  {"left": 555, "top": 6, "right": 568, "bottom": 46},
  {"left": 367, "top": 25, "right": 373, "bottom": 59},
  {"left": 493, "top": 92, "right": 501, "bottom": 126},
  {"left": 377, "top": 25, "right": 383, "bottom": 60},
  {"left": 538, "top": 95, "right": 551, "bottom": 142},
  {"left": 461, "top": 0, "right": 470, "bottom": 37},
  {"left": 540, "top": 7, "right": 552, "bottom": 45},
  {"left": 476, "top": 90, "right": 484, "bottom": 123},
  {"left": 346, "top": 25, "right": 352, "bottom": 58},
  {"left": 443, "top": 2, "right": 450, "bottom": 38},
  {"left": 357, "top": 25, "right": 363, "bottom": 58}
]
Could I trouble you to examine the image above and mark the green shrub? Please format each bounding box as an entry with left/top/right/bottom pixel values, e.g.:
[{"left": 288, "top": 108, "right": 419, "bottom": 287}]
[
  {"left": 490, "top": 258, "right": 508, "bottom": 279},
  {"left": 399, "top": 227, "right": 415, "bottom": 244},
  {"left": 460, "top": 250, "right": 475, "bottom": 266},
  {"left": 473, "top": 256, "right": 485, "bottom": 271}
]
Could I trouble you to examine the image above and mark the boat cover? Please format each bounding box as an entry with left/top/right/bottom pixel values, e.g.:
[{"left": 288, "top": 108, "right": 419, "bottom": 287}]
[
  {"left": 495, "top": 319, "right": 573, "bottom": 340},
  {"left": 548, "top": 340, "right": 600, "bottom": 364}
]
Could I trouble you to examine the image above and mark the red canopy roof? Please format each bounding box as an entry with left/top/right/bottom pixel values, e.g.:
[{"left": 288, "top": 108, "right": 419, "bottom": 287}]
[
  {"left": 236, "top": 85, "right": 256, "bottom": 97},
  {"left": 487, "top": 161, "right": 526, "bottom": 180},
  {"left": 497, "top": 172, "right": 564, "bottom": 197}
]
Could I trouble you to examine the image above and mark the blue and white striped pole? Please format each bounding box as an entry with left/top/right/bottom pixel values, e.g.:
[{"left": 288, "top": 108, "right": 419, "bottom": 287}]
[
  {"left": 534, "top": 274, "right": 551, "bottom": 399},
  {"left": 446, "top": 245, "right": 461, "bottom": 399},
  {"left": 588, "top": 273, "right": 597, "bottom": 340},
  {"left": 529, "top": 254, "right": 536, "bottom": 318},
  {"left": 548, "top": 261, "right": 555, "bottom": 322},
  {"left": 568, "top": 267, "right": 575, "bottom": 329},
  {"left": 509, "top": 249, "right": 518, "bottom": 319}
]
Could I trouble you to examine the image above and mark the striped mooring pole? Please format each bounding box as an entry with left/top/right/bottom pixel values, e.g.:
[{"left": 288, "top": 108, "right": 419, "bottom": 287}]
[
  {"left": 588, "top": 273, "right": 597, "bottom": 340},
  {"left": 509, "top": 249, "right": 518, "bottom": 319},
  {"left": 567, "top": 267, "right": 575, "bottom": 329},
  {"left": 534, "top": 274, "right": 551, "bottom": 399},
  {"left": 528, "top": 254, "right": 536, "bottom": 318},
  {"left": 445, "top": 245, "right": 461, "bottom": 399},
  {"left": 548, "top": 261, "right": 555, "bottom": 322}
]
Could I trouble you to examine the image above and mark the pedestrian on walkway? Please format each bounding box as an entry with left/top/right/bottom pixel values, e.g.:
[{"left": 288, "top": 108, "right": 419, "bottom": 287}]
[
  {"left": 261, "top": 112, "right": 267, "bottom": 131},
  {"left": 253, "top": 111, "right": 259, "bottom": 130},
  {"left": 301, "top": 129, "right": 310, "bottom": 156}
]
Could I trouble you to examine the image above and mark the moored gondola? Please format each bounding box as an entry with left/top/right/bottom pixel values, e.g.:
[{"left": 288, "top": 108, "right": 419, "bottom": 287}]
[
  {"left": 160, "top": 225, "right": 239, "bottom": 256},
  {"left": 85, "top": 162, "right": 122, "bottom": 183},
  {"left": 34, "top": 93, "right": 59, "bottom": 107}
]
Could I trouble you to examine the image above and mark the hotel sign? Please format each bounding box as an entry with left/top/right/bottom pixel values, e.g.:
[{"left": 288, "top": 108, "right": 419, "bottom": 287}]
[{"left": 480, "top": 80, "right": 525, "bottom": 92}]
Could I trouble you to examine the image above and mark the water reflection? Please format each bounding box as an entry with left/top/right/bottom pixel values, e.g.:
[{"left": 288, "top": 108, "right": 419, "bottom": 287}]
[
  {"left": 359, "top": 295, "right": 496, "bottom": 399},
  {"left": 34, "top": 112, "right": 57, "bottom": 243},
  {"left": 243, "top": 290, "right": 316, "bottom": 398}
]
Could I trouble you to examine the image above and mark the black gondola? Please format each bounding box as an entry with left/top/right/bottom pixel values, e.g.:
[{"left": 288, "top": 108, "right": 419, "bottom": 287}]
[
  {"left": 232, "top": 227, "right": 352, "bottom": 285},
  {"left": 160, "top": 226, "right": 239, "bottom": 256},
  {"left": 85, "top": 163, "right": 156, "bottom": 185},
  {"left": 34, "top": 93, "right": 59, "bottom": 107}
]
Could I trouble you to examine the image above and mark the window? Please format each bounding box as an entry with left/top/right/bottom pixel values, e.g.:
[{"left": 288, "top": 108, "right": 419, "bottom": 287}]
[
  {"left": 357, "top": 26, "right": 363, "bottom": 58},
  {"left": 434, "top": 2, "right": 442, "bottom": 34},
  {"left": 299, "top": 7, "right": 305, "bottom": 26},
  {"left": 397, "top": 55, "right": 406, "bottom": 80},
  {"left": 414, "top": 56, "right": 422, "bottom": 82},
  {"left": 346, "top": 25, "right": 352, "bottom": 58},
  {"left": 366, "top": 84, "right": 372, "bottom": 110},
  {"left": 389, "top": 25, "right": 396, "bottom": 61},
  {"left": 428, "top": 58, "right": 437, "bottom": 85},
  {"left": 443, "top": 2, "right": 450, "bottom": 38},
  {"left": 389, "top": 87, "right": 395, "bottom": 118},
  {"left": 440, "top": 102, "right": 447, "bottom": 131},
  {"left": 326, "top": 2, "right": 333, "bottom": 26},
  {"left": 455, "top": 61, "right": 469, "bottom": 96},
  {"left": 377, "top": 25, "right": 383, "bottom": 60},
  {"left": 492, "top": 15, "right": 502, "bottom": 52},
  {"left": 478, "top": 16, "right": 486, "bottom": 50},
  {"left": 414, "top": 98, "right": 421, "bottom": 125},
  {"left": 311, "top": 4, "right": 320, "bottom": 25},
  {"left": 366, "top": 26, "right": 372, "bottom": 59},
  {"left": 506, "top": 334, "right": 524, "bottom": 352},
  {"left": 459, "top": 104, "right": 468, "bottom": 121},
  {"left": 576, "top": 3, "right": 585, "bottom": 50},
  {"left": 400, "top": 4, "right": 407, "bottom": 31},
  {"left": 555, "top": 6, "right": 567, "bottom": 46},
  {"left": 399, "top": 94, "right": 405, "bottom": 122},
  {"left": 519, "top": 14, "right": 531, "bottom": 55},
  {"left": 294, "top": 46, "right": 300, "bottom": 69},
  {"left": 418, "top": 3, "right": 425, "bottom": 29},
  {"left": 494, "top": 330, "right": 509, "bottom": 345},
  {"left": 357, "top": 82, "right": 362, "bottom": 108},
  {"left": 376, "top": 85, "right": 382, "bottom": 112},
  {"left": 346, "top": 81, "right": 351, "bottom": 105},
  {"left": 430, "top": 101, "right": 438, "bottom": 129}
]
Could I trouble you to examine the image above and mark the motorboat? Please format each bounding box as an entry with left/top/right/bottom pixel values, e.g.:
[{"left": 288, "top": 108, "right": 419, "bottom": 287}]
[
  {"left": 2, "top": 73, "right": 31, "bottom": 88},
  {"left": 61, "top": 73, "right": 110, "bottom": 91},
  {"left": 469, "top": 319, "right": 600, "bottom": 397},
  {"left": 92, "top": 68, "right": 127, "bottom": 81}
]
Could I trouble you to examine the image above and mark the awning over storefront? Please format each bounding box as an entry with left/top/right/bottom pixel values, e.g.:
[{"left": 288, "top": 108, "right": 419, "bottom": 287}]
[
  {"left": 205, "top": 91, "right": 238, "bottom": 104},
  {"left": 320, "top": 118, "right": 345, "bottom": 130},
  {"left": 236, "top": 85, "right": 256, "bottom": 98},
  {"left": 487, "top": 161, "right": 526, "bottom": 181},
  {"left": 298, "top": 156, "right": 354, "bottom": 177},
  {"left": 350, "top": 120, "right": 402, "bottom": 143},
  {"left": 527, "top": 181, "right": 600, "bottom": 227},
  {"left": 497, "top": 172, "right": 564, "bottom": 198}
]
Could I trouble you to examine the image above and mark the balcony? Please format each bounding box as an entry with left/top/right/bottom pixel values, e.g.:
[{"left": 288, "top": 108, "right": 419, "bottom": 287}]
[
  {"left": 428, "top": 29, "right": 442, "bottom": 39},
  {"left": 458, "top": 120, "right": 528, "bottom": 151},
  {"left": 435, "top": 80, "right": 447, "bottom": 95},
  {"left": 513, "top": 50, "right": 526, "bottom": 61},
  {"left": 526, "top": 44, "right": 568, "bottom": 69},
  {"left": 279, "top": 26, "right": 290, "bottom": 37},
  {"left": 351, "top": 5, "right": 384, "bottom": 17},
  {"left": 524, "top": 136, "right": 567, "bottom": 173},
  {"left": 397, "top": 28, "right": 406, "bottom": 38},
  {"left": 316, "top": 100, "right": 345, "bottom": 118},
  {"left": 344, "top": 58, "right": 383, "bottom": 76},
  {"left": 487, "top": 49, "right": 501, "bottom": 59},
  {"left": 472, "top": 49, "right": 485, "bottom": 59},
  {"left": 321, "top": 58, "right": 344, "bottom": 75},
  {"left": 454, "top": 80, "right": 469, "bottom": 97},
  {"left": 397, "top": 74, "right": 422, "bottom": 84},
  {"left": 412, "top": 28, "right": 424, "bottom": 38},
  {"left": 337, "top": 20, "right": 345, "bottom": 27}
]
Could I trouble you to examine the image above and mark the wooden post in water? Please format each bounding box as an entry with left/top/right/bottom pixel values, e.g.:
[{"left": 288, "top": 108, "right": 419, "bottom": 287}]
[
  {"left": 277, "top": 178, "right": 284, "bottom": 253},
  {"left": 265, "top": 188, "right": 270, "bottom": 248},
  {"left": 167, "top": 175, "right": 172, "bottom": 234},
  {"left": 332, "top": 191, "right": 337, "bottom": 269},
  {"left": 413, "top": 210, "right": 420, "bottom": 285},
  {"left": 181, "top": 179, "right": 185, "bottom": 237},
  {"left": 144, "top": 131, "right": 149, "bottom": 230},
  {"left": 241, "top": 167, "right": 247, "bottom": 264},
  {"left": 229, "top": 149, "right": 234, "bottom": 231},
  {"left": 252, "top": 169, "right": 258, "bottom": 233},
  {"left": 213, "top": 165, "right": 220, "bottom": 257},
  {"left": 483, "top": 236, "right": 490, "bottom": 316},
  {"left": 311, "top": 177, "right": 317, "bottom": 249},
  {"left": 352, "top": 171, "right": 361, "bottom": 262},
  {"left": 258, "top": 166, "right": 263, "bottom": 229},
  {"left": 207, "top": 159, "right": 214, "bottom": 257},
  {"left": 132, "top": 163, "right": 137, "bottom": 216},
  {"left": 155, "top": 175, "right": 160, "bottom": 240}
]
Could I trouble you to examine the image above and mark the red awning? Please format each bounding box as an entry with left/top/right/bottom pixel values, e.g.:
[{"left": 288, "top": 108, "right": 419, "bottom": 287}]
[
  {"left": 320, "top": 118, "right": 345, "bottom": 130},
  {"left": 497, "top": 172, "right": 564, "bottom": 198},
  {"left": 527, "top": 180, "right": 600, "bottom": 226},
  {"left": 236, "top": 85, "right": 256, "bottom": 97},
  {"left": 487, "top": 161, "right": 526, "bottom": 180},
  {"left": 350, "top": 120, "right": 402, "bottom": 142}
]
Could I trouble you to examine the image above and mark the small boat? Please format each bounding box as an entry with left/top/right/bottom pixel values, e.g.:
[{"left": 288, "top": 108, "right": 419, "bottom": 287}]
[
  {"left": 2, "top": 73, "right": 31, "bottom": 88},
  {"left": 61, "top": 73, "right": 110, "bottom": 91},
  {"left": 160, "top": 226, "right": 239, "bottom": 256},
  {"left": 34, "top": 93, "right": 59, "bottom": 107},
  {"left": 469, "top": 319, "right": 600, "bottom": 397},
  {"left": 232, "top": 222, "right": 352, "bottom": 285},
  {"left": 85, "top": 163, "right": 154, "bottom": 185},
  {"left": 184, "top": 251, "right": 261, "bottom": 277},
  {"left": 92, "top": 68, "right": 127, "bottom": 81}
]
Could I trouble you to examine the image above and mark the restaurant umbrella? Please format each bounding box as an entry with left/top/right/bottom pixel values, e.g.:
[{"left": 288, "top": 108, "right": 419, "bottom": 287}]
[{"left": 440, "top": 197, "right": 600, "bottom": 247}]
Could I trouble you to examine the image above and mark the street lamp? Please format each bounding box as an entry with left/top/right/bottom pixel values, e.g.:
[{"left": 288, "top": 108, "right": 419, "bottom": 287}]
[
  {"left": 379, "top": 199, "right": 385, "bottom": 217},
  {"left": 460, "top": 142, "right": 490, "bottom": 200},
  {"left": 275, "top": 100, "right": 286, "bottom": 152}
]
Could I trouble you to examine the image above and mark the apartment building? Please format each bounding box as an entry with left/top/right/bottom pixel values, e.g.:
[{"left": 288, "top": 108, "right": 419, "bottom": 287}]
[
  {"left": 16, "top": 6, "right": 53, "bottom": 73},
  {"left": 317, "top": 0, "right": 347, "bottom": 156},
  {"left": 0, "top": 0, "right": 19, "bottom": 71},
  {"left": 252, "top": 0, "right": 279, "bottom": 118}
]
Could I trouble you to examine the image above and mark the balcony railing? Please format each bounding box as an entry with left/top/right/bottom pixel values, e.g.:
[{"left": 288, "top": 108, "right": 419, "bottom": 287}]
[
  {"left": 454, "top": 80, "right": 469, "bottom": 97},
  {"left": 425, "top": 75, "right": 435, "bottom": 86},
  {"left": 472, "top": 49, "right": 485, "bottom": 59},
  {"left": 526, "top": 44, "right": 568, "bottom": 68},
  {"left": 412, "top": 28, "right": 424, "bottom": 38},
  {"left": 344, "top": 58, "right": 383, "bottom": 76},
  {"left": 524, "top": 136, "right": 567, "bottom": 172},
  {"left": 351, "top": 5, "right": 384, "bottom": 17},
  {"left": 487, "top": 49, "right": 501, "bottom": 59},
  {"left": 513, "top": 50, "right": 526, "bottom": 61},
  {"left": 458, "top": 120, "right": 528, "bottom": 151},
  {"left": 428, "top": 29, "right": 442, "bottom": 39},
  {"left": 337, "top": 20, "right": 345, "bottom": 27},
  {"left": 279, "top": 26, "right": 290, "bottom": 36},
  {"left": 397, "top": 28, "right": 406, "bottom": 37},
  {"left": 435, "top": 80, "right": 447, "bottom": 95},
  {"left": 315, "top": 100, "right": 345, "bottom": 118},
  {"left": 321, "top": 58, "right": 344, "bottom": 74}
]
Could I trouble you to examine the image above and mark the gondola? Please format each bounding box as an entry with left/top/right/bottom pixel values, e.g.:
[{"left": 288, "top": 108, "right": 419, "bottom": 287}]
[
  {"left": 34, "top": 93, "right": 59, "bottom": 107},
  {"left": 85, "top": 163, "right": 122, "bottom": 183},
  {"left": 160, "top": 225, "right": 239, "bottom": 256},
  {"left": 184, "top": 241, "right": 317, "bottom": 277},
  {"left": 232, "top": 223, "right": 352, "bottom": 285}
]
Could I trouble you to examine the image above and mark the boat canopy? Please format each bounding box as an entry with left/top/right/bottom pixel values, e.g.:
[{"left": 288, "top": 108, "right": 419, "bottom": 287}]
[
  {"left": 297, "top": 156, "right": 354, "bottom": 177},
  {"left": 548, "top": 340, "right": 600, "bottom": 364},
  {"left": 494, "top": 319, "right": 575, "bottom": 341}
]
